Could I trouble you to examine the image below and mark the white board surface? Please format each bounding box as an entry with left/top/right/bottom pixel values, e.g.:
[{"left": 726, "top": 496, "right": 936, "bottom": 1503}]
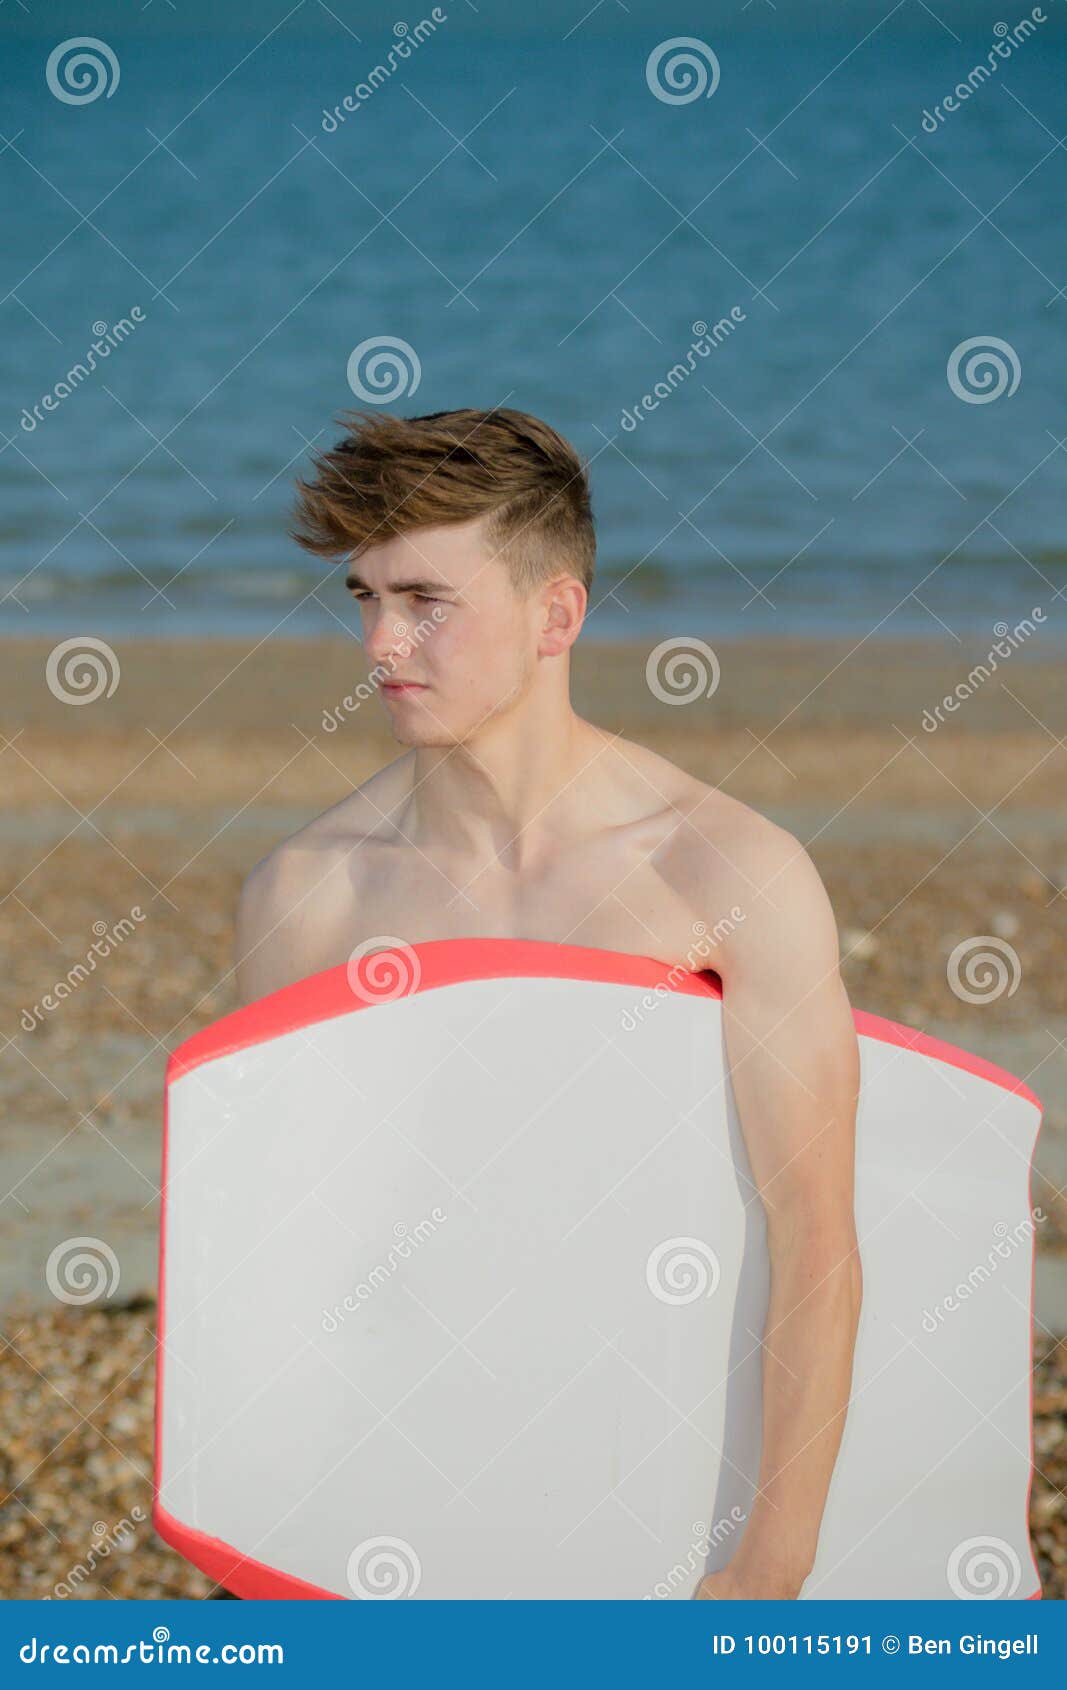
[{"left": 153, "top": 938, "right": 1043, "bottom": 1601}]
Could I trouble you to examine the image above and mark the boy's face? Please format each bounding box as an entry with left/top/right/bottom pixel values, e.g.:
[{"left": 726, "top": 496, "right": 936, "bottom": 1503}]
[{"left": 345, "top": 516, "right": 543, "bottom": 746}]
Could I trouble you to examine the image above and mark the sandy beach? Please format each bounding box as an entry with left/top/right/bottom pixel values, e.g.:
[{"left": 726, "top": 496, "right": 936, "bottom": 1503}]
[{"left": 1, "top": 634, "right": 1065, "bottom": 1599}]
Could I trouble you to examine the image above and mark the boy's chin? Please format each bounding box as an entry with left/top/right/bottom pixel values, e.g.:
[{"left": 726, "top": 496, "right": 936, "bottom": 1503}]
[{"left": 393, "top": 724, "right": 460, "bottom": 748}]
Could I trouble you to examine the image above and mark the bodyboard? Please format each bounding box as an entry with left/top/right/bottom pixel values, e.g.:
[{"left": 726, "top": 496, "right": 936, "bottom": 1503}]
[{"left": 152, "top": 937, "right": 1043, "bottom": 1600}]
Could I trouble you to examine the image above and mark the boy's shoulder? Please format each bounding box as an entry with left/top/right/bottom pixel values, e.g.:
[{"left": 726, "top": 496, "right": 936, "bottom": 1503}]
[
  {"left": 614, "top": 731, "right": 799, "bottom": 868},
  {"left": 626, "top": 739, "right": 834, "bottom": 972},
  {"left": 233, "top": 755, "right": 411, "bottom": 1001}
]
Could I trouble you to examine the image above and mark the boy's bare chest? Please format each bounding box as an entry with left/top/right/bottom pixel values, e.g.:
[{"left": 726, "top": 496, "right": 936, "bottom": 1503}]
[{"left": 331, "top": 832, "right": 720, "bottom": 977}]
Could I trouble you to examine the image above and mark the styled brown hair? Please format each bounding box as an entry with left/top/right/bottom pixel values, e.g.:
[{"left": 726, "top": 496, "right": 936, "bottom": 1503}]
[{"left": 290, "top": 407, "right": 595, "bottom": 596}]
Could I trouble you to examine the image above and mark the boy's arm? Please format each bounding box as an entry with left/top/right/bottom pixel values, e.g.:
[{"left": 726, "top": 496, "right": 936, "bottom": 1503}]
[{"left": 693, "top": 823, "right": 863, "bottom": 1599}]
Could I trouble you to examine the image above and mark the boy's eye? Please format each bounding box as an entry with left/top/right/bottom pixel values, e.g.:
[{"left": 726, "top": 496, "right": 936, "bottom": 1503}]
[{"left": 351, "top": 591, "right": 443, "bottom": 604}]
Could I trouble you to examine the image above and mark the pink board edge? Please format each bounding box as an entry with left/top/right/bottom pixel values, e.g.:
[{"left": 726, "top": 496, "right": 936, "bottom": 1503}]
[
  {"left": 152, "top": 935, "right": 1046, "bottom": 1600},
  {"left": 165, "top": 936, "right": 1042, "bottom": 1112}
]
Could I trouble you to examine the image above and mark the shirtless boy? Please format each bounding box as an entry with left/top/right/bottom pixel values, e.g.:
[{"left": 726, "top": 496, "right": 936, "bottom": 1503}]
[{"left": 234, "top": 406, "right": 863, "bottom": 1601}]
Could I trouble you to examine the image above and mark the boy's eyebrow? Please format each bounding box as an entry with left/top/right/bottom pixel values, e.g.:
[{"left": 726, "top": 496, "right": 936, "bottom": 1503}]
[{"left": 344, "top": 571, "right": 455, "bottom": 594}]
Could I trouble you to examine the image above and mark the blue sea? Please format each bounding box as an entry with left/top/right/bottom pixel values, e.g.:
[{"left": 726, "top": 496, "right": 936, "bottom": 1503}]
[{"left": 1, "top": 8, "right": 1065, "bottom": 641}]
